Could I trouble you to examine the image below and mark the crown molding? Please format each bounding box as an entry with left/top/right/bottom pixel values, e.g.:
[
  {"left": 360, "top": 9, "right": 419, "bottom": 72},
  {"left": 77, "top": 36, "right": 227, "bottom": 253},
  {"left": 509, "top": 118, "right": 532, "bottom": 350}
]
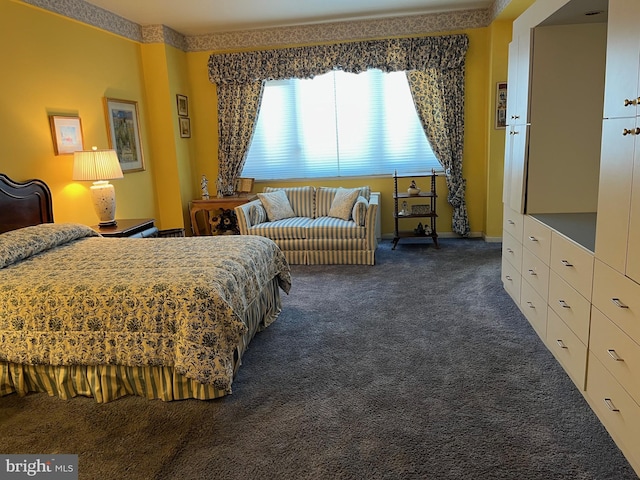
[{"left": 22, "top": 0, "right": 509, "bottom": 52}]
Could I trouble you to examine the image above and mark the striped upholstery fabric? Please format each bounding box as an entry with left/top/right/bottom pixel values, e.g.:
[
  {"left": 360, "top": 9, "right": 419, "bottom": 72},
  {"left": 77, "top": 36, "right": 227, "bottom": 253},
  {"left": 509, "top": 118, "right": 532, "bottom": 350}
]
[
  {"left": 306, "top": 217, "right": 366, "bottom": 239},
  {"left": 264, "top": 186, "right": 315, "bottom": 218},
  {"left": 250, "top": 217, "right": 311, "bottom": 240},
  {"left": 352, "top": 196, "right": 369, "bottom": 226},
  {"left": 235, "top": 189, "right": 378, "bottom": 265}
]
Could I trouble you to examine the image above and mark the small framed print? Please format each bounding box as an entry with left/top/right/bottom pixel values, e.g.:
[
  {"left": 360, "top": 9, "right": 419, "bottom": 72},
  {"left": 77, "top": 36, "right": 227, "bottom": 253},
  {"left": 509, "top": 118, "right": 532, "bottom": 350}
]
[
  {"left": 495, "top": 82, "right": 507, "bottom": 129},
  {"left": 177, "top": 94, "right": 188, "bottom": 116},
  {"left": 104, "top": 97, "right": 145, "bottom": 172},
  {"left": 49, "top": 115, "right": 84, "bottom": 155},
  {"left": 235, "top": 177, "right": 254, "bottom": 194},
  {"left": 179, "top": 117, "right": 191, "bottom": 138}
]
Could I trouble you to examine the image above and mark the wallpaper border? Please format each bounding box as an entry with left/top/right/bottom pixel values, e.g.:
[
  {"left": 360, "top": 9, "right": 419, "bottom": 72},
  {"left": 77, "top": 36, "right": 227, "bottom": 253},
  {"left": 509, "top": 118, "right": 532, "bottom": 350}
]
[{"left": 21, "top": 0, "right": 510, "bottom": 52}]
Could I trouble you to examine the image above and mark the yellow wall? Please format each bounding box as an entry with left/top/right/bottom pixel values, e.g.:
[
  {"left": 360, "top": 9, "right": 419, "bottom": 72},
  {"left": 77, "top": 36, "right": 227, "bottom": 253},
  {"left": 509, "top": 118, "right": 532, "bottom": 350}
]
[
  {"left": 0, "top": 0, "right": 157, "bottom": 225},
  {"left": 1, "top": 0, "right": 531, "bottom": 239}
]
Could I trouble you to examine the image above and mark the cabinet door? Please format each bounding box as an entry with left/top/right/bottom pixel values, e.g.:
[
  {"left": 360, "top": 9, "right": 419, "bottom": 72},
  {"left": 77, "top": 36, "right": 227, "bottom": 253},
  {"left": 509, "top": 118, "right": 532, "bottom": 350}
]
[
  {"left": 503, "top": 124, "right": 529, "bottom": 213},
  {"left": 507, "top": 32, "right": 532, "bottom": 126},
  {"left": 627, "top": 140, "right": 640, "bottom": 283},
  {"left": 602, "top": 0, "right": 640, "bottom": 119},
  {"left": 595, "top": 117, "right": 636, "bottom": 273}
]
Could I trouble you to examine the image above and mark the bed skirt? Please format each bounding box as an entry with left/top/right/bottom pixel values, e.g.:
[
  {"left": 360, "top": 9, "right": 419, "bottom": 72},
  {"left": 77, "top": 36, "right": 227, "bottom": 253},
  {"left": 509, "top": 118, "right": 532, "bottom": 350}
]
[{"left": 0, "top": 277, "right": 282, "bottom": 403}]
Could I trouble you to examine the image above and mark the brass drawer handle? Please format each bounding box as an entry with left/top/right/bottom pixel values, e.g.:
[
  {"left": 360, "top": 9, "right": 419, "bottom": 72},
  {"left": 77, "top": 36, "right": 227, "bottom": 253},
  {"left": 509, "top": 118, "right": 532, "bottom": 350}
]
[
  {"left": 526, "top": 301, "right": 535, "bottom": 309},
  {"left": 528, "top": 269, "right": 537, "bottom": 276},
  {"left": 506, "top": 248, "right": 514, "bottom": 254},
  {"left": 624, "top": 98, "right": 637, "bottom": 107},
  {"left": 505, "top": 275, "right": 513, "bottom": 281},
  {"left": 556, "top": 339, "right": 568, "bottom": 349},
  {"left": 604, "top": 398, "right": 620, "bottom": 412},
  {"left": 558, "top": 300, "right": 570, "bottom": 309},
  {"left": 607, "top": 349, "right": 624, "bottom": 362},
  {"left": 611, "top": 298, "right": 629, "bottom": 309},
  {"left": 528, "top": 236, "right": 538, "bottom": 242},
  {"left": 561, "top": 259, "right": 573, "bottom": 267}
]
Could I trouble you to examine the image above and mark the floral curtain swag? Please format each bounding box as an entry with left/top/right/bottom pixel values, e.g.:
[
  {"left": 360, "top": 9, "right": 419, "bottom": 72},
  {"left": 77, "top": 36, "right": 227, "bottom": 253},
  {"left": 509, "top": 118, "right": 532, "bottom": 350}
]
[{"left": 209, "top": 34, "right": 470, "bottom": 236}]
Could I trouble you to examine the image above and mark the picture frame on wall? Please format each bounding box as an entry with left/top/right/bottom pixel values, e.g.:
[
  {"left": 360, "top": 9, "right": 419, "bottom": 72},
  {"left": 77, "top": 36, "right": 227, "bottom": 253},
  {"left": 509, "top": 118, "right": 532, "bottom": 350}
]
[
  {"left": 177, "top": 94, "right": 188, "bottom": 116},
  {"left": 49, "top": 115, "right": 84, "bottom": 155},
  {"left": 104, "top": 97, "right": 145, "bottom": 172},
  {"left": 179, "top": 117, "right": 191, "bottom": 138},
  {"left": 495, "top": 82, "right": 507, "bottom": 129}
]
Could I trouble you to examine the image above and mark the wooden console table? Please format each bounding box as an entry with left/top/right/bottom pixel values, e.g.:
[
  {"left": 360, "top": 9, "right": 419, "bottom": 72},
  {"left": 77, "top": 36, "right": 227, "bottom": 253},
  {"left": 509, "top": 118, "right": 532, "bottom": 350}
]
[{"left": 189, "top": 195, "right": 256, "bottom": 236}]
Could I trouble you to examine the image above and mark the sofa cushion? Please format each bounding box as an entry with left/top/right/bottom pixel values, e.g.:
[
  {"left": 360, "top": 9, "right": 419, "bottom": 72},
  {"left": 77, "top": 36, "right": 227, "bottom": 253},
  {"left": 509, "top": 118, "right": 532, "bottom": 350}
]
[
  {"left": 306, "top": 216, "right": 366, "bottom": 239},
  {"left": 257, "top": 190, "right": 296, "bottom": 221},
  {"left": 249, "top": 204, "right": 267, "bottom": 225},
  {"left": 263, "top": 186, "right": 315, "bottom": 218},
  {"left": 316, "top": 186, "right": 371, "bottom": 217},
  {"left": 328, "top": 188, "right": 360, "bottom": 221},
  {"left": 352, "top": 196, "right": 369, "bottom": 226},
  {"left": 249, "top": 217, "right": 312, "bottom": 240}
]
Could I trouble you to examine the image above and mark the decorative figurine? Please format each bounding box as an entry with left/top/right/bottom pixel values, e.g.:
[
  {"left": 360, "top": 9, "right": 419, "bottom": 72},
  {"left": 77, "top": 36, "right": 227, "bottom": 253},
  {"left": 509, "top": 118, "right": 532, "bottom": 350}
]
[
  {"left": 400, "top": 200, "right": 408, "bottom": 216},
  {"left": 414, "top": 222, "right": 426, "bottom": 235},
  {"left": 201, "top": 175, "right": 210, "bottom": 199},
  {"left": 408, "top": 180, "right": 421, "bottom": 196}
]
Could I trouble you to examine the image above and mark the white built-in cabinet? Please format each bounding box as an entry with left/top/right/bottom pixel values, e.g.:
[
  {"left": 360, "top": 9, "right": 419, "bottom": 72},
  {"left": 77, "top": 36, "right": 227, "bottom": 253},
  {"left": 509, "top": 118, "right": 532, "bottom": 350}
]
[
  {"left": 502, "top": 0, "right": 640, "bottom": 475},
  {"left": 502, "top": 32, "right": 531, "bottom": 213}
]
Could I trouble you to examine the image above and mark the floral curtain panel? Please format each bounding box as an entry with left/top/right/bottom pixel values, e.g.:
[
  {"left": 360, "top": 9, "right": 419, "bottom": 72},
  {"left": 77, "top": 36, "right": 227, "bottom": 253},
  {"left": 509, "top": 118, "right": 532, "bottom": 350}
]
[{"left": 208, "top": 34, "right": 470, "bottom": 235}]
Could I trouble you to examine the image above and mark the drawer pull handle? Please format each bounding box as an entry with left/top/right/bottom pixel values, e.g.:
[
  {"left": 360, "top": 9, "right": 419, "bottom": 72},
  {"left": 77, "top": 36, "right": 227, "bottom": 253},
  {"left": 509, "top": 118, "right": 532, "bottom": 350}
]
[
  {"left": 624, "top": 98, "right": 637, "bottom": 107},
  {"left": 604, "top": 398, "right": 620, "bottom": 412},
  {"left": 526, "top": 301, "right": 535, "bottom": 309},
  {"left": 607, "top": 349, "right": 624, "bottom": 362},
  {"left": 528, "top": 269, "right": 537, "bottom": 276},
  {"left": 611, "top": 298, "right": 629, "bottom": 309},
  {"left": 556, "top": 339, "right": 568, "bottom": 349},
  {"left": 528, "top": 236, "right": 538, "bottom": 242},
  {"left": 560, "top": 259, "right": 573, "bottom": 267},
  {"left": 558, "top": 299, "right": 570, "bottom": 309},
  {"left": 507, "top": 248, "right": 514, "bottom": 254},
  {"left": 508, "top": 219, "right": 515, "bottom": 225},
  {"left": 505, "top": 275, "right": 512, "bottom": 281}
]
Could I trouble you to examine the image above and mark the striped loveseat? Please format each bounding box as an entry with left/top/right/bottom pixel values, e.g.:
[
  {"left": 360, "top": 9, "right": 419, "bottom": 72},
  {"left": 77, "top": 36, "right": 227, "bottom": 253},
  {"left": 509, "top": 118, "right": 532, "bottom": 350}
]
[{"left": 234, "top": 186, "right": 378, "bottom": 265}]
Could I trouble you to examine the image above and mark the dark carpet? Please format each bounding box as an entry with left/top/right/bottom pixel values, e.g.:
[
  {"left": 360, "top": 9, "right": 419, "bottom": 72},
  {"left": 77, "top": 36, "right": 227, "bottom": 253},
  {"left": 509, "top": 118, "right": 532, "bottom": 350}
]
[{"left": 0, "top": 238, "right": 637, "bottom": 479}]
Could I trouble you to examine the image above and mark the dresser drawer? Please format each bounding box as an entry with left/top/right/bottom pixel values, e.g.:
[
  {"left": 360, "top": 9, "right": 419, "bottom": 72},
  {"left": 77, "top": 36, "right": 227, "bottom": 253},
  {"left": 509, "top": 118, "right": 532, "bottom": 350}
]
[
  {"left": 502, "top": 231, "right": 522, "bottom": 272},
  {"left": 550, "top": 232, "right": 594, "bottom": 300},
  {"left": 591, "top": 307, "right": 640, "bottom": 405},
  {"left": 522, "top": 248, "right": 549, "bottom": 301},
  {"left": 523, "top": 216, "right": 551, "bottom": 264},
  {"left": 547, "top": 308, "right": 587, "bottom": 390},
  {"left": 503, "top": 205, "right": 523, "bottom": 242},
  {"left": 502, "top": 257, "right": 521, "bottom": 304},
  {"left": 548, "top": 271, "right": 591, "bottom": 345},
  {"left": 586, "top": 353, "right": 640, "bottom": 470},
  {"left": 593, "top": 260, "right": 640, "bottom": 341},
  {"left": 520, "top": 280, "right": 547, "bottom": 341}
]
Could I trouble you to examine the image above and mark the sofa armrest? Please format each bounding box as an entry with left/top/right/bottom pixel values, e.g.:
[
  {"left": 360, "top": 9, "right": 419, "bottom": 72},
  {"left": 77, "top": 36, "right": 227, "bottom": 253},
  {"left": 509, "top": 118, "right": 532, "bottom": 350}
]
[
  {"left": 234, "top": 199, "right": 262, "bottom": 235},
  {"left": 364, "top": 194, "right": 379, "bottom": 250}
]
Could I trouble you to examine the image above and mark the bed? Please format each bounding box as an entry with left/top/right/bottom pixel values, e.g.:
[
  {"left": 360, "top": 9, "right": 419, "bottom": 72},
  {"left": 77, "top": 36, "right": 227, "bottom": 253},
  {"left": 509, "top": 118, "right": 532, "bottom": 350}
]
[{"left": 0, "top": 174, "right": 291, "bottom": 403}]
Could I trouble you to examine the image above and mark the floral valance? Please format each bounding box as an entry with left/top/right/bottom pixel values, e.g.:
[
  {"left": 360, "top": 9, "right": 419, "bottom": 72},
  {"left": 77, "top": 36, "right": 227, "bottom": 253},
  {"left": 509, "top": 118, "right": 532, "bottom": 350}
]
[{"left": 208, "top": 34, "right": 469, "bottom": 84}]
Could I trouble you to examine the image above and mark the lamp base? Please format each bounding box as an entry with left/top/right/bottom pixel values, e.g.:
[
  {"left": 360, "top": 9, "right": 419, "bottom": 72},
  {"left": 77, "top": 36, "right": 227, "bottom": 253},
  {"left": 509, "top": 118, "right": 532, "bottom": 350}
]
[
  {"left": 98, "top": 220, "right": 118, "bottom": 228},
  {"left": 90, "top": 181, "right": 117, "bottom": 226}
]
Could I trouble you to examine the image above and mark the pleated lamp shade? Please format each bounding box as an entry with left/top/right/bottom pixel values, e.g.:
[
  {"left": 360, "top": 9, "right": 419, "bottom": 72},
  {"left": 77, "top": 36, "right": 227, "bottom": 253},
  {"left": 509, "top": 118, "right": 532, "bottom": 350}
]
[{"left": 73, "top": 147, "right": 124, "bottom": 227}]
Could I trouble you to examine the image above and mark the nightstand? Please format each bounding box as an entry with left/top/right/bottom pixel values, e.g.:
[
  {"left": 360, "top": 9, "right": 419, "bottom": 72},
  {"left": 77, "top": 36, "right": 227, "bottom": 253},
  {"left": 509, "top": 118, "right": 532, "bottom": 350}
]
[{"left": 91, "top": 218, "right": 158, "bottom": 238}]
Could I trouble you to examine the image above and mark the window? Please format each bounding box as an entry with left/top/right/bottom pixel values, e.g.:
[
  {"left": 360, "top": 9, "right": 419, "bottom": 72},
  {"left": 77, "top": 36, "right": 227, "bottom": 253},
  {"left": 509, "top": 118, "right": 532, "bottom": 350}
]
[{"left": 242, "top": 69, "right": 441, "bottom": 181}]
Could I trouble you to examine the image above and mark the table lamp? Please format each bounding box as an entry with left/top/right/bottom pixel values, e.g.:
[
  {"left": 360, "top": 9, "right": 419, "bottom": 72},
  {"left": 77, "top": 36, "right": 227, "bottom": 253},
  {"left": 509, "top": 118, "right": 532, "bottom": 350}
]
[{"left": 73, "top": 146, "right": 124, "bottom": 227}]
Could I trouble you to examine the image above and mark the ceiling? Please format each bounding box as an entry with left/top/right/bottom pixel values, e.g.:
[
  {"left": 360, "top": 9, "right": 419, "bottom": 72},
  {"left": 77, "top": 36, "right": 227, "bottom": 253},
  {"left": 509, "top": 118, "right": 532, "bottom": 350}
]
[{"left": 81, "top": 0, "right": 494, "bottom": 36}]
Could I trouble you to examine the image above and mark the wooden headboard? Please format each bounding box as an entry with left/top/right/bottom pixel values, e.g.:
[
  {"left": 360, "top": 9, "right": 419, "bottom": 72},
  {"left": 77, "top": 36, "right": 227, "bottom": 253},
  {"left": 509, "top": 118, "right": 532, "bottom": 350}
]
[{"left": 0, "top": 174, "right": 54, "bottom": 234}]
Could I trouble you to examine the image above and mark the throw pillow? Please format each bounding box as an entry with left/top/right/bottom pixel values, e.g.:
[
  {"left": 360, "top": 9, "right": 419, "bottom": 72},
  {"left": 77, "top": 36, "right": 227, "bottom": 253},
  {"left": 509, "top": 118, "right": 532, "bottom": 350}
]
[
  {"left": 352, "top": 196, "right": 369, "bottom": 226},
  {"left": 328, "top": 188, "right": 360, "bottom": 221},
  {"left": 249, "top": 204, "right": 267, "bottom": 225},
  {"left": 257, "top": 190, "right": 296, "bottom": 221}
]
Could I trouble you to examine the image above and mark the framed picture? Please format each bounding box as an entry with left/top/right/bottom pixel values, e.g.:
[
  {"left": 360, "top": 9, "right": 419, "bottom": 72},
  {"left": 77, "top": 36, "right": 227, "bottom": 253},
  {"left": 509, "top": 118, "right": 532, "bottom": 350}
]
[
  {"left": 177, "top": 94, "right": 188, "bottom": 116},
  {"left": 104, "top": 97, "right": 145, "bottom": 172},
  {"left": 49, "top": 115, "right": 84, "bottom": 155},
  {"left": 495, "top": 82, "right": 507, "bottom": 129},
  {"left": 179, "top": 117, "right": 191, "bottom": 138}
]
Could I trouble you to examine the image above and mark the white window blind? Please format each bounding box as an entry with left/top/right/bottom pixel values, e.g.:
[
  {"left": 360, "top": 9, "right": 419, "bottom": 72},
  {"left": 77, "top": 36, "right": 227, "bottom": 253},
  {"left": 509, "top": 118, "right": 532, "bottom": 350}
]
[{"left": 242, "top": 69, "right": 441, "bottom": 180}]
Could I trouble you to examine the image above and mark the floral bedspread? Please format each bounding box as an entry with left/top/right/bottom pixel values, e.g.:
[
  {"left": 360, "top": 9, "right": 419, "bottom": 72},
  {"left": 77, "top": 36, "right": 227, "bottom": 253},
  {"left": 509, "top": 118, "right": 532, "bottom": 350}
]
[{"left": 0, "top": 223, "right": 291, "bottom": 391}]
